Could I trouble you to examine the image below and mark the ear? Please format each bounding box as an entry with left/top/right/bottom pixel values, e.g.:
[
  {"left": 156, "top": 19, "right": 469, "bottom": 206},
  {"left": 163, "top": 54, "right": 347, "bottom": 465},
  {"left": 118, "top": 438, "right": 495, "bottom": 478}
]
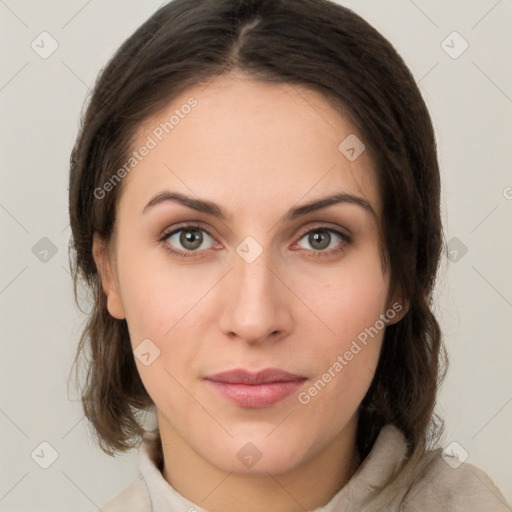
[
  {"left": 92, "top": 232, "right": 126, "bottom": 320},
  {"left": 385, "top": 287, "right": 409, "bottom": 325}
]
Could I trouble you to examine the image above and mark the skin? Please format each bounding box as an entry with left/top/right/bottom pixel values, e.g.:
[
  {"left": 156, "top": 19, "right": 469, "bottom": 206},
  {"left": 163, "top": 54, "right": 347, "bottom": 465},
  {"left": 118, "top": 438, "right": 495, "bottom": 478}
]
[{"left": 93, "top": 73, "right": 406, "bottom": 512}]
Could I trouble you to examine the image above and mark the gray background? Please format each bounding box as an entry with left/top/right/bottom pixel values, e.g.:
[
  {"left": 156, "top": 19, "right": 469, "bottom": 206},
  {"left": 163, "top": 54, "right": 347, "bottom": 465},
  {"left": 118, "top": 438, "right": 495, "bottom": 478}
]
[{"left": 1, "top": 0, "right": 511, "bottom": 510}]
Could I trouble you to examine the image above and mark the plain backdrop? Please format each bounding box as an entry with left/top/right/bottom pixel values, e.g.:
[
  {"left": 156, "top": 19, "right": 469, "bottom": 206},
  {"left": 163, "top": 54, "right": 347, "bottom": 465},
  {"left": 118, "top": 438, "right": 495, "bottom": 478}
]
[{"left": 0, "top": 0, "right": 511, "bottom": 510}]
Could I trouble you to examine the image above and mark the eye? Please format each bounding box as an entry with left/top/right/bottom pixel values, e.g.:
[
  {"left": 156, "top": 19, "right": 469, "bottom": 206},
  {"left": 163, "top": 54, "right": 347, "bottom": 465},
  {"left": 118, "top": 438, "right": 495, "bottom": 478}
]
[
  {"left": 159, "top": 224, "right": 218, "bottom": 258},
  {"left": 294, "top": 226, "right": 351, "bottom": 257},
  {"left": 159, "top": 223, "right": 352, "bottom": 259}
]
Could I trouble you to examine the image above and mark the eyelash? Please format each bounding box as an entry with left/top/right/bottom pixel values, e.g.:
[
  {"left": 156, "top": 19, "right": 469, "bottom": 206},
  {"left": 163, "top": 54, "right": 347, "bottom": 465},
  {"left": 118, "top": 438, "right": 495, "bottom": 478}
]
[{"left": 158, "top": 223, "right": 352, "bottom": 259}]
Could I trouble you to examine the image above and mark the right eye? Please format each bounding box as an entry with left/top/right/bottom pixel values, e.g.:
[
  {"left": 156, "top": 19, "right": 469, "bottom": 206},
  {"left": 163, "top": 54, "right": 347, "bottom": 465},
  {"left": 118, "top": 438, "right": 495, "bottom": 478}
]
[{"left": 159, "top": 224, "right": 219, "bottom": 258}]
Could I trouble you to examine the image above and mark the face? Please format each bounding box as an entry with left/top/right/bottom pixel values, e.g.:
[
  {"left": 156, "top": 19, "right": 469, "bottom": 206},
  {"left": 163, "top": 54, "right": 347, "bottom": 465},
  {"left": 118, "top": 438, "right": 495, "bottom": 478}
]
[{"left": 93, "top": 74, "right": 404, "bottom": 475}]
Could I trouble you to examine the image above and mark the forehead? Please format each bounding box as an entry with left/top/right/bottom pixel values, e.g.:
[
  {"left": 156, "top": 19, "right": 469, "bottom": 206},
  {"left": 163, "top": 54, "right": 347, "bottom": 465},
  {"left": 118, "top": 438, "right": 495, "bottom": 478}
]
[{"left": 119, "top": 75, "right": 379, "bottom": 219}]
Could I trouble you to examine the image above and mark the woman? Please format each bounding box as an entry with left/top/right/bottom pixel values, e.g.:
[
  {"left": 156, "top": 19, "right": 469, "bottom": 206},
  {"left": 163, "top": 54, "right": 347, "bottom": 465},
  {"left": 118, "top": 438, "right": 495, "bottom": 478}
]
[{"left": 67, "top": 0, "right": 510, "bottom": 510}]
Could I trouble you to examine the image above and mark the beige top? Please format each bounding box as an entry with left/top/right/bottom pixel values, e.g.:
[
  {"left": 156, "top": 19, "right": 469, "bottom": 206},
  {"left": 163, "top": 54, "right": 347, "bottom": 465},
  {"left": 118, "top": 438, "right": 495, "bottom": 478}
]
[{"left": 101, "top": 424, "right": 510, "bottom": 511}]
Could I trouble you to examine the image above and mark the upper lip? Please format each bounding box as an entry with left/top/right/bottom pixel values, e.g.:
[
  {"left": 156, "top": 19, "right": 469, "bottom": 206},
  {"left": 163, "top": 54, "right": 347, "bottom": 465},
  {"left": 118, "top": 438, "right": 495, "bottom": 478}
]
[{"left": 204, "top": 368, "right": 307, "bottom": 385}]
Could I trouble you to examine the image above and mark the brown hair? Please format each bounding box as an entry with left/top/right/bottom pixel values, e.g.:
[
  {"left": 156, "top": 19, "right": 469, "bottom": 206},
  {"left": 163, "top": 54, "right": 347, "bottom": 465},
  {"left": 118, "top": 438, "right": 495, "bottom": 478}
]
[{"left": 68, "top": 0, "right": 447, "bottom": 497}]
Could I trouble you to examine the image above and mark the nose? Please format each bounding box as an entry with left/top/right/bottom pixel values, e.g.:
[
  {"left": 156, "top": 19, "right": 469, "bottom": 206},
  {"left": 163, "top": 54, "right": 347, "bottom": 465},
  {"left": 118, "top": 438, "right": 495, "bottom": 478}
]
[{"left": 218, "top": 248, "right": 293, "bottom": 345}]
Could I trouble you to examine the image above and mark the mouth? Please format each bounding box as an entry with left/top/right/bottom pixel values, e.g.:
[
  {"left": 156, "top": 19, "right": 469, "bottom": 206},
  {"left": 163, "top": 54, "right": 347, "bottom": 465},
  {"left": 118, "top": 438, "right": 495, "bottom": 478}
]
[{"left": 203, "top": 368, "right": 308, "bottom": 408}]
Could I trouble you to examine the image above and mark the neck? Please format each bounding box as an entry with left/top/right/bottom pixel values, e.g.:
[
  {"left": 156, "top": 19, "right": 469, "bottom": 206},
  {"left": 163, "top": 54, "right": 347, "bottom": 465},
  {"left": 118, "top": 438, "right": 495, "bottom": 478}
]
[{"left": 158, "top": 417, "right": 361, "bottom": 512}]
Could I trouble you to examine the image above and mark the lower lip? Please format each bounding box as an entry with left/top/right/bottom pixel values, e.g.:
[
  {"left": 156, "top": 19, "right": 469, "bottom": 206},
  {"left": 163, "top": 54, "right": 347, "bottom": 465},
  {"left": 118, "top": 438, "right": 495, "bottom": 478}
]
[{"left": 205, "top": 379, "right": 306, "bottom": 408}]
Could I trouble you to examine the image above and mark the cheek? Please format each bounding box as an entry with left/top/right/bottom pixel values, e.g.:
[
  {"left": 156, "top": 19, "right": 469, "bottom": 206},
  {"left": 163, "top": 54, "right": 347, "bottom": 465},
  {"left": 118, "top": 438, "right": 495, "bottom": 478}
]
[
  {"left": 115, "top": 241, "right": 202, "bottom": 341},
  {"left": 294, "top": 249, "right": 389, "bottom": 349},
  {"left": 295, "top": 276, "right": 387, "bottom": 432},
  {"left": 116, "top": 256, "right": 204, "bottom": 411},
  {"left": 114, "top": 244, "right": 214, "bottom": 393},
  {"left": 121, "top": 278, "right": 176, "bottom": 344},
  {"left": 292, "top": 249, "right": 388, "bottom": 406}
]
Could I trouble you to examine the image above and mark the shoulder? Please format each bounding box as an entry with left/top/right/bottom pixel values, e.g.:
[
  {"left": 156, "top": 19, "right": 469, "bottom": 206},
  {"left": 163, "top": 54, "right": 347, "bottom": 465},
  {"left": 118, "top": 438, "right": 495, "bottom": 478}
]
[
  {"left": 101, "top": 477, "right": 152, "bottom": 512},
  {"left": 401, "top": 448, "right": 511, "bottom": 511}
]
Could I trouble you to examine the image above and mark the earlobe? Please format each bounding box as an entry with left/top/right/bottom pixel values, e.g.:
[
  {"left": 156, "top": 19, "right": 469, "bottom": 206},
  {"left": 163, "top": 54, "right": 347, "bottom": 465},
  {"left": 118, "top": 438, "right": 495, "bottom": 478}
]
[
  {"left": 92, "top": 233, "right": 126, "bottom": 320},
  {"left": 388, "top": 302, "right": 408, "bottom": 325},
  {"left": 386, "top": 289, "right": 409, "bottom": 325}
]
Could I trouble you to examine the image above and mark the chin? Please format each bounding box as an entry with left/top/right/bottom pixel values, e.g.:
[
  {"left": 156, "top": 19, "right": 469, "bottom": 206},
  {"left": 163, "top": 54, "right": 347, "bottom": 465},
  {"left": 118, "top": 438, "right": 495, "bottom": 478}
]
[{"left": 202, "top": 435, "right": 311, "bottom": 476}]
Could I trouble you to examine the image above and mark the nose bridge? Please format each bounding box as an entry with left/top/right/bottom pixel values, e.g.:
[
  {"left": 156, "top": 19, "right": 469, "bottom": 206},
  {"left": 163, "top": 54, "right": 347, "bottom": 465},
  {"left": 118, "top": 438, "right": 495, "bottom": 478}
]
[
  {"left": 219, "top": 243, "right": 290, "bottom": 343},
  {"left": 236, "top": 248, "right": 274, "bottom": 300}
]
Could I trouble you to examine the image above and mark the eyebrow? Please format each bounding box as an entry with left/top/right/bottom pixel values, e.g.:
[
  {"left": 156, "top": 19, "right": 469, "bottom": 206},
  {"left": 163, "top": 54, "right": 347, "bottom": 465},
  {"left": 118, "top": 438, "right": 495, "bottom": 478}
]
[{"left": 142, "top": 190, "right": 376, "bottom": 221}]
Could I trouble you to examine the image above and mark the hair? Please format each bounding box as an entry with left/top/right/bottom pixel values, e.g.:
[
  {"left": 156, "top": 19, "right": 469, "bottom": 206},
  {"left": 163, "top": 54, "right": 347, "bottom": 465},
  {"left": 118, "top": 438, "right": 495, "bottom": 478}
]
[{"left": 68, "top": 0, "right": 448, "bottom": 500}]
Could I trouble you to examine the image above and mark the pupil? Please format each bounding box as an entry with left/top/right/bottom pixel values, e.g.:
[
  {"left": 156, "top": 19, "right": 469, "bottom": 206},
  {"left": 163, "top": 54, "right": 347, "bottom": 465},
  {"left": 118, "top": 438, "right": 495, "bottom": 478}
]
[
  {"left": 311, "top": 231, "right": 329, "bottom": 249},
  {"left": 182, "top": 229, "right": 202, "bottom": 249}
]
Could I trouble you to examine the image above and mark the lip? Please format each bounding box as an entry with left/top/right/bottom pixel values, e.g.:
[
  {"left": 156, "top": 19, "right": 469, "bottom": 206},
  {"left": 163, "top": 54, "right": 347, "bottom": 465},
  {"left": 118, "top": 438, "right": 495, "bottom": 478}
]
[{"left": 204, "top": 368, "right": 307, "bottom": 408}]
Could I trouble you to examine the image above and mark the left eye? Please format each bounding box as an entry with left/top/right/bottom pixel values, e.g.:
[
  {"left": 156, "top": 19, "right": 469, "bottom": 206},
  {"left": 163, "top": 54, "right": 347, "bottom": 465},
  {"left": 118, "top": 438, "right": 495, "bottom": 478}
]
[{"left": 295, "top": 228, "right": 347, "bottom": 252}]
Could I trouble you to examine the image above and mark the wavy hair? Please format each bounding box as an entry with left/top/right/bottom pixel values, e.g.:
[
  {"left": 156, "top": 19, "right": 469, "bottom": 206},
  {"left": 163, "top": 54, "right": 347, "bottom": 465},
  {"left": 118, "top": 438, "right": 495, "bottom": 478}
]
[{"left": 68, "top": 0, "right": 448, "bottom": 499}]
